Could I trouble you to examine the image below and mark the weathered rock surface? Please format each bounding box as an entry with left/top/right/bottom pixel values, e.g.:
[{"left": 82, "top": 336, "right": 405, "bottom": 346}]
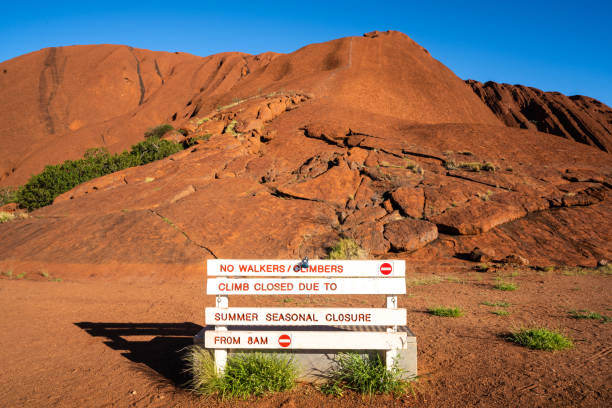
[
  {"left": 467, "top": 80, "right": 612, "bottom": 152},
  {"left": 276, "top": 161, "right": 361, "bottom": 208}
]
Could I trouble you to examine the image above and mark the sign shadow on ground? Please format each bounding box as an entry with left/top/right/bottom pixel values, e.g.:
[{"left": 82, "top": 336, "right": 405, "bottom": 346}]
[{"left": 74, "top": 322, "right": 203, "bottom": 386}]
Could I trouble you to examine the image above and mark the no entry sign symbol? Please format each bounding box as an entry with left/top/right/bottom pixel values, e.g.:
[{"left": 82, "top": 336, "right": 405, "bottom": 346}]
[
  {"left": 278, "top": 334, "right": 291, "bottom": 347},
  {"left": 380, "top": 262, "right": 393, "bottom": 276}
]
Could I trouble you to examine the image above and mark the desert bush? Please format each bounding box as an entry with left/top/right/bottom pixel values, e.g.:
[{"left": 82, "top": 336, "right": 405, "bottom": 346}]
[
  {"left": 328, "top": 238, "right": 367, "bottom": 260},
  {"left": 321, "top": 352, "right": 412, "bottom": 397},
  {"left": 184, "top": 347, "right": 297, "bottom": 399},
  {"left": 144, "top": 123, "right": 174, "bottom": 139},
  {"left": 16, "top": 136, "right": 184, "bottom": 210},
  {"left": 509, "top": 328, "right": 573, "bottom": 351}
]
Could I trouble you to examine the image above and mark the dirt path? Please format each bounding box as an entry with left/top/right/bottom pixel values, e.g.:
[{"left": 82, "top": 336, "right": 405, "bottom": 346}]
[{"left": 0, "top": 266, "right": 610, "bottom": 407}]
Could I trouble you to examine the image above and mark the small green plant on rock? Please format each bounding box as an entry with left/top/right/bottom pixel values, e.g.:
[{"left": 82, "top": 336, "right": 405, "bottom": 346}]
[
  {"left": 509, "top": 327, "right": 573, "bottom": 351},
  {"left": 428, "top": 306, "right": 463, "bottom": 317},
  {"left": 328, "top": 238, "right": 367, "bottom": 260},
  {"left": 184, "top": 347, "right": 297, "bottom": 399},
  {"left": 474, "top": 263, "right": 490, "bottom": 272},
  {"left": 320, "top": 352, "right": 412, "bottom": 397},
  {"left": 224, "top": 120, "right": 241, "bottom": 136}
]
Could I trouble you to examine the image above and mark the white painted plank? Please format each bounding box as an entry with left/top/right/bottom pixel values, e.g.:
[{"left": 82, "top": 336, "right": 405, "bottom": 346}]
[
  {"left": 206, "top": 278, "right": 406, "bottom": 295},
  {"left": 204, "top": 330, "right": 410, "bottom": 350},
  {"left": 207, "top": 259, "right": 405, "bottom": 277},
  {"left": 205, "top": 307, "right": 407, "bottom": 326}
]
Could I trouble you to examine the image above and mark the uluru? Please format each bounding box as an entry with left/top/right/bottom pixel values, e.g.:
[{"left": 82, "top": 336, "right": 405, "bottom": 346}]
[{"left": 1, "top": 22, "right": 610, "bottom": 408}]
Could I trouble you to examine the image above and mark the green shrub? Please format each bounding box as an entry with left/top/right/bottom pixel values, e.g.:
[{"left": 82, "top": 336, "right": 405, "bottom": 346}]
[
  {"left": 184, "top": 347, "right": 297, "bottom": 400},
  {"left": 321, "top": 352, "right": 411, "bottom": 397},
  {"left": 16, "top": 137, "right": 184, "bottom": 210},
  {"left": 328, "top": 238, "right": 367, "bottom": 260},
  {"left": 509, "top": 328, "right": 573, "bottom": 351},
  {"left": 144, "top": 123, "right": 174, "bottom": 139},
  {"left": 130, "top": 137, "right": 183, "bottom": 165},
  {"left": 428, "top": 306, "right": 463, "bottom": 317}
]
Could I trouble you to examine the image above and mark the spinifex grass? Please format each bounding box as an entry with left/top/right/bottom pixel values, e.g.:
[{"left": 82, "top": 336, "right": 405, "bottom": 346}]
[
  {"left": 428, "top": 306, "right": 463, "bottom": 317},
  {"left": 321, "top": 352, "right": 412, "bottom": 397},
  {"left": 509, "top": 328, "right": 573, "bottom": 351},
  {"left": 568, "top": 310, "right": 611, "bottom": 323},
  {"left": 184, "top": 347, "right": 297, "bottom": 399}
]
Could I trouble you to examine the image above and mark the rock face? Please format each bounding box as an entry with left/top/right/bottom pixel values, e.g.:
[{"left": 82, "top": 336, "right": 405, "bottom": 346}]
[
  {"left": 0, "top": 31, "right": 611, "bottom": 276},
  {"left": 466, "top": 80, "right": 612, "bottom": 152}
]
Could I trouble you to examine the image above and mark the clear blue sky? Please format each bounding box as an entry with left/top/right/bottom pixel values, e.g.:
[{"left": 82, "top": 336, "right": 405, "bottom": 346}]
[{"left": 2, "top": 0, "right": 611, "bottom": 105}]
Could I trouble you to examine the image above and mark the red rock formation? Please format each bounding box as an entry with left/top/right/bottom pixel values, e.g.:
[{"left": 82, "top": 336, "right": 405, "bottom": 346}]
[
  {"left": 466, "top": 80, "right": 612, "bottom": 152},
  {"left": 0, "top": 31, "right": 610, "bottom": 274}
]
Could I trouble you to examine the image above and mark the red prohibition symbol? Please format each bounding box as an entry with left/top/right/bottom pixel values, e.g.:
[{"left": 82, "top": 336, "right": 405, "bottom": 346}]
[
  {"left": 380, "top": 262, "right": 393, "bottom": 276},
  {"left": 278, "top": 334, "right": 291, "bottom": 347}
]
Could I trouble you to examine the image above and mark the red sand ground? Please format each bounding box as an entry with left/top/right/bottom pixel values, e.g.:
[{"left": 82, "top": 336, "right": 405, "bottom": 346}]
[{"left": 0, "top": 265, "right": 610, "bottom": 407}]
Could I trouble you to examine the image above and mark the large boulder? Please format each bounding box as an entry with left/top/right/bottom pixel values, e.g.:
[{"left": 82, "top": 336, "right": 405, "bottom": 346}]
[{"left": 383, "top": 218, "right": 438, "bottom": 252}]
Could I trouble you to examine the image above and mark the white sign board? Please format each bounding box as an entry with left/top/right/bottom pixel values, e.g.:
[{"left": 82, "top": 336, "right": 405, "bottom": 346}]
[
  {"left": 204, "top": 330, "right": 410, "bottom": 350},
  {"left": 207, "top": 259, "right": 405, "bottom": 277},
  {"left": 206, "top": 277, "right": 406, "bottom": 295},
  {"left": 205, "top": 307, "right": 407, "bottom": 326}
]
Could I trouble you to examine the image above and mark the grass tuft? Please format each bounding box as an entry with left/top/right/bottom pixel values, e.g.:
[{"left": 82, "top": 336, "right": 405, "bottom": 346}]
[
  {"left": 184, "top": 347, "right": 297, "bottom": 400},
  {"left": 491, "top": 310, "right": 510, "bottom": 316},
  {"left": 568, "top": 310, "right": 610, "bottom": 323},
  {"left": 494, "top": 281, "right": 517, "bottom": 291},
  {"left": 509, "top": 327, "right": 573, "bottom": 351},
  {"left": 321, "top": 352, "right": 412, "bottom": 397},
  {"left": 328, "top": 238, "right": 367, "bottom": 260},
  {"left": 481, "top": 300, "right": 510, "bottom": 307},
  {"left": 0, "top": 211, "right": 15, "bottom": 223},
  {"left": 428, "top": 306, "right": 463, "bottom": 317}
]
